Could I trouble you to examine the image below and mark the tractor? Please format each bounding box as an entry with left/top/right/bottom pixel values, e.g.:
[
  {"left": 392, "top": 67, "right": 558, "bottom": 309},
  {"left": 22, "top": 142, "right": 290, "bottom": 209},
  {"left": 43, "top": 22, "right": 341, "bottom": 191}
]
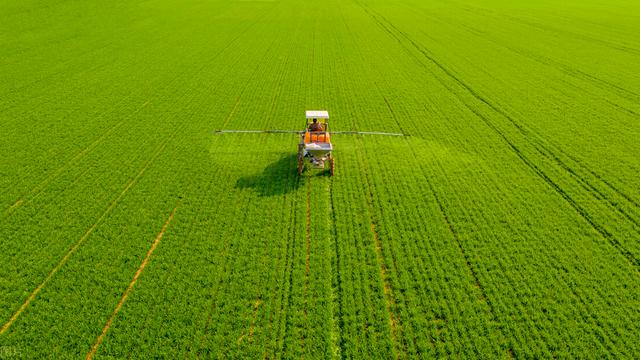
[{"left": 298, "top": 110, "right": 334, "bottom": 176}]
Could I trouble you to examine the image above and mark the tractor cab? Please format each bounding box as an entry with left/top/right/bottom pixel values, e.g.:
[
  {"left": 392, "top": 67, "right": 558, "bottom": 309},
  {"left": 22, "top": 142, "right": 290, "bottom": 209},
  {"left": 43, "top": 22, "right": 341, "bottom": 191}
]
[{"left": 304, "top": 111, "right": 331, "bottom": 144}]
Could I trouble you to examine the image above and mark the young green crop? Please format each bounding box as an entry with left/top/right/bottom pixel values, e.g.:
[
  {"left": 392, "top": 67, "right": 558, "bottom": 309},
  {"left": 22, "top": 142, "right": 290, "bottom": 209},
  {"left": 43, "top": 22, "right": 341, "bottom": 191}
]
[{"left": 1, "top": 0, "right": 640, "bottom": 358}]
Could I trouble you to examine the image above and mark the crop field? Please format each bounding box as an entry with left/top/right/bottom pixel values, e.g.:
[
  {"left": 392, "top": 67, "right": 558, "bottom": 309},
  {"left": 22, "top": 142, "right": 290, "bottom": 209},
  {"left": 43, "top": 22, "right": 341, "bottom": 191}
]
[{"left": 1, "top": 0, "right": 640, "bottom": 358}]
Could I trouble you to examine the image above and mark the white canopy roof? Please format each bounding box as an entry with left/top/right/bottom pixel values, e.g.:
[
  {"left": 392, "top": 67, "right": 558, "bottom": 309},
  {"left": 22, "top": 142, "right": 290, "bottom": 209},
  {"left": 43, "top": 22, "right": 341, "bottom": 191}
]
[{"left": 306, "top": 110, "right": 329, "bottom": 119}]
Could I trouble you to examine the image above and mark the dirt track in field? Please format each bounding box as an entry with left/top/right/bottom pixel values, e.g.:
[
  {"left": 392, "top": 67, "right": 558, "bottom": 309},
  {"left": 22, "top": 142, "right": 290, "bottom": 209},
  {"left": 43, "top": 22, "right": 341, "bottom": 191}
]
[{"left": 85, "top": 205, "right": 178, "bottom": 360}]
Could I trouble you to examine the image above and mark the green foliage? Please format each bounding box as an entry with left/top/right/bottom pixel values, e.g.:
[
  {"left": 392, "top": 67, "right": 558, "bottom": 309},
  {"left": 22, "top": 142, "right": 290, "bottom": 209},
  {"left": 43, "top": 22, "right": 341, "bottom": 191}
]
[{"left": 1, "top": 0, "right": 640, "bottom": 358}]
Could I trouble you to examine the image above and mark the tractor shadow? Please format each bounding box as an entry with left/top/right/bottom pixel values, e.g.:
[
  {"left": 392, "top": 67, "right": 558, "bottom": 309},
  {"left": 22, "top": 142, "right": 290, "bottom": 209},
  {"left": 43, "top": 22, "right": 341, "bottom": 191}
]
[{"left": 235, "top": 153, "right": 306, "bottom": 197}]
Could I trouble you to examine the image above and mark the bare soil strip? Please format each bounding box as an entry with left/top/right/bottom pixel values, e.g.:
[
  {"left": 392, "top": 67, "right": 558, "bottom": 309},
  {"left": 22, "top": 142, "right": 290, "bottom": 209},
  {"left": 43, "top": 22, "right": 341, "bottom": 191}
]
[
  {"left": 328, "top": 178, "right": 345, "bottom": 358},
  {"left": 238, "top": 297, "right": 263, "bottom": 344},
  {"left": 301, "top": 179, "right": 312, "bottom": 351},
  {"left": 220, "top": 96, "right": 242, "bottom": 130},
  {"left": 305, "top": 181, "right": 311, "bottom": 288},
  {"left": 353, "top": 137, "right": 403, "bottom": 359},
  {"left": 0, "top": 141, "right": 167, "bottom": 336},
  {"left": 249, "top": 298, "right": 262, "bottom": 339},
  {"left": 86, "top": 205, "right": 178, "bottom": 360},
  {"left": 370, "top": 221, "right": 401, "bottom": 360},
  {"left": 4, "top": 199, "right": 24, "bottom": 214}
]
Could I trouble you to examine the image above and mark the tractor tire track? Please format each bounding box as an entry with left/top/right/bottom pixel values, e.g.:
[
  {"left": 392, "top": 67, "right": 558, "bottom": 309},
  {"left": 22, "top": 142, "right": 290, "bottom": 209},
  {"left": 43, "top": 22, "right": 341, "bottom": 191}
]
[
  {"left": 182, "top": 142, "right": 253, "bottom": 357},
  {"left": 328, "top": 177, "right": 346, "bottom": 360},
  {"left": 357, "top": 135, "right": 451, "bottom": 357},
  {"left": 0, "top": 137, "right": 170, "bottom": 335},
  {"left": 433, "top": 6, "right": 640, "bottom": 220},
  {"left": 140, "top": 20, "right": 283, "bottom": 352},
  {"left": 279, "top": 177, "right": 301, "bottom": 358},
  {"left": 248, "top": 298, "right": 262, "bottom": 341},
  {"left": 242, "top": 155, "right": 294, "bottom": 352},
  {"left": 0, "top": 41, "right": 119, "bottom": 107},
  {"left": 379, "top": 94, "right": 514, "bottom": 358},
  {"left": 360, "top": 3, "right": 640, "bottom": 272},
  {"left": 370, "top": 220, "right": 401, "bottom": 360},
  {"left": 3, "top": 115, "right": 129, "bottom": 218},
  {"left": 422, "top": 167, "right": 514, "bottom": 358},
  {"left": 452, "top": 18, "right": 640, "bottom": 115},
  {"left": 531, "top": 141, "right": 640, "bottom": 230},
  {"left": 273, "top": 177, "right": 299, "bottom": 358},
  {"left": 216, "top": 30, "right": 282, "bottom": 132},
  {"left": 353, "top": 136, "right": 405, "bottom": 359},
  {"left": 3, "top": 14, "right": 243, "bottom": 214},
  {"left": 262, "top": 151, "right": 298, "bottom": 359},
  {"left": 560, "top": 151, "right": 640, "bottom": 212},
  {"left": 4, "top": 5, "right": 263, "bottom": 215},
  {"left": 3, "top": 0, "right": 272, "bottom": 220},
  {"left": 237, "top": 297, "right": 262, "bottom": 345},
  {"left": 373, "top": 3, "right": 640, "bottom": 224},
  {"left": 193, "top": 153, "right": 267, "bottom": 356},
  {"left": 449, "top": 34, "right": 640, "bottom": 229},
  {"left": 459, "top": 97, "right": 640, "bottom": 272},
  {"left": 431, "top": 4, "right": 640, "bottom": 102},
  {"left": 198, "top": 5, "right": 303, "bottom": 355},
  {"left": 450, "top": 1, "right": 640, "bottom": 57},
  {"left": 0, "top": 14, "right": 245, "bottom": 335},
  {"left": 181, "top": 165, "right": 236, "bottom": 358},
  {"left": 451, "top": 26, "right": 640, "bottom": 108},
  {"left": 193, "top": 192, "right": 252, "bottom": 356},
  {"left": 301, "top": 179, "right": 312, "bottom": 353},
  {"left": 0, "top": 0, "right": 211, "bottom": 104},
  {"left": 85, "top": 205, "right": 179, "bottom": 360},
  {"left": 195, "top": 10, "right": 302, "bottom": 355},
  {"left": 502, "top": 13, "right": 640, "bottom": 57}
]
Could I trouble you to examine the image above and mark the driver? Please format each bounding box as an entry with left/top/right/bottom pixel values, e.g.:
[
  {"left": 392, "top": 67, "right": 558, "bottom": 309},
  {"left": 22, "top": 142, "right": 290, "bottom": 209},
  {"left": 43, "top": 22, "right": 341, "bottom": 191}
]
[{"left": 309, "top": 118, "right": 323, "bottom": 132}]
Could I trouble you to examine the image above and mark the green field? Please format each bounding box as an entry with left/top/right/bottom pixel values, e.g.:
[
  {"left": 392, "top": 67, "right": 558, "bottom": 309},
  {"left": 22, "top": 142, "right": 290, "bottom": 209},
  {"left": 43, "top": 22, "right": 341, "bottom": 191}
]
[{"left": 2, "top": 0, "right": 640, "bottom": 358}]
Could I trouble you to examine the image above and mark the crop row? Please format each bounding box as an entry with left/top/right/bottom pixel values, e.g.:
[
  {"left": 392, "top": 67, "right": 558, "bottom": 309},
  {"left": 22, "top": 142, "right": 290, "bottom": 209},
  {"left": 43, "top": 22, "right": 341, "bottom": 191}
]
[{"left": 2, "top": 0, "right": 640, "bottom": 358}]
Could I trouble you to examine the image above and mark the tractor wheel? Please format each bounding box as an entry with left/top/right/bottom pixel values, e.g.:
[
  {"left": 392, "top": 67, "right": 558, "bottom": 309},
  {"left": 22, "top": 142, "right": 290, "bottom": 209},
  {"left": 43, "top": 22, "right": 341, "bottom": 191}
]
[{"left": 329, "top": 157, "right": 335, "bottom": 176}]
